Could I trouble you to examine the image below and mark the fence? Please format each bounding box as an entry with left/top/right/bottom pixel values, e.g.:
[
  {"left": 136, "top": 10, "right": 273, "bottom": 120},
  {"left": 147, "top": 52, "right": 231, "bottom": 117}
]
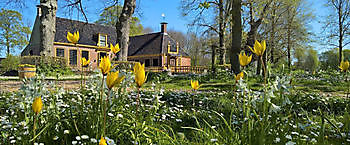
[{"left": 146, "top": 66, "right": 208, "bottom": 74}]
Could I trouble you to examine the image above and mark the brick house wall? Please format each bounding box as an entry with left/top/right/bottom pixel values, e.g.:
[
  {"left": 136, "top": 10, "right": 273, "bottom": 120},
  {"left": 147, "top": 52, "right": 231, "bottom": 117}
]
[
  {"left": 53, "top": 45, "right": 109, "bottom": 70},
  {"left": 180, "top": 57, "right": 191, "bottom": 66}
]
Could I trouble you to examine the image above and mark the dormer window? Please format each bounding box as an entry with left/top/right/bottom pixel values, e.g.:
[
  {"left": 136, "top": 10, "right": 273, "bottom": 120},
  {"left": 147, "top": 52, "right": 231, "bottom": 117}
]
[
  {"left": 98, "top": 34, "right": 107, "bottom": 47},
  {"left": 167, "top": 41, "right": 179, "bottom": 54}
]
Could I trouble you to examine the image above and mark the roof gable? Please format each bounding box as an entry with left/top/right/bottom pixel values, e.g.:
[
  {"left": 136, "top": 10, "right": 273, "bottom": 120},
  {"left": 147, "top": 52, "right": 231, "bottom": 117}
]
[
  {"left": 128, "top": 32, "right": 189, "bottom": 56},
  {"left": 55, "top": 17, "right": 117, "bottom": 46}
]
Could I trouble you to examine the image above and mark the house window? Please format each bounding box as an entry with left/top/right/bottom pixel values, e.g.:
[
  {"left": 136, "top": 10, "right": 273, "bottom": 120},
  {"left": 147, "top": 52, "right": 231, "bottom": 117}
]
[
  {"left": 69, "top": 49, "right": 77, "bottom": 65},
  {"left": 98, "top": 52, "right": 107, "bottom": 64},
  {"left": 81, "top": 50, "right": 89, "bottom": 60},
  {"left": 56, "top": 48, "right": 64, "bottom": 57},
  {"left": 145, "top": 59, "right": 150, "bottom": 67},
  {"left": 98, "top": 34, "right": 107, "bottom": 47},
  {"left": 170, "top": 58, "right": 176, "bottom": 66},
  {"left": 167, "top": 41, "right": 178, "bottom": 54},
  {"left": 153, "top": 59, "right": 158, "bottom": 66}
]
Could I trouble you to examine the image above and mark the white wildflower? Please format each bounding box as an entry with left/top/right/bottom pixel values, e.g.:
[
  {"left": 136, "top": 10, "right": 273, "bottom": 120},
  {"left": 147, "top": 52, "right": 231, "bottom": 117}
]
[{"left": 81, "top": 135, "right": 89, "bottom": 139}]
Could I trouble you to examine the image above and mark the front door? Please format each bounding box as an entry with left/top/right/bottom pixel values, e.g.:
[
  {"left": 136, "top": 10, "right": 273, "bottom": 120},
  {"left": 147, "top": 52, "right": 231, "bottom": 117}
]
[{"left": 170, "top": 58, "right": 176, "bottom": 66}]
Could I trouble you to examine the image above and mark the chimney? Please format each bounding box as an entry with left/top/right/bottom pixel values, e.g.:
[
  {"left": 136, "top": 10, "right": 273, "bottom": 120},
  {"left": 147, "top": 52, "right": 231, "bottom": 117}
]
[
  {"left": 161, "top": 22, "right": 168, "bottom": 33},
  {"left": 36, "top": 5, "right": 42, "bottom": 17}
]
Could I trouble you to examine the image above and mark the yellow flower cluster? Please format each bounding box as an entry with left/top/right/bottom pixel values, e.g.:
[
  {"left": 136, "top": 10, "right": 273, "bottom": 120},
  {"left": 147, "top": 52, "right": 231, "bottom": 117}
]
[
  {"left": 133, "top": 62, "right": 147, "bottom": 88},
  {"left": 191, "top": 80, "right": 200, "bottom": 90},
  {"left": 67, "top": 31, "right": 80, "bottom": 44},
  {"left": 239, "top": 52, "right": 252, "bottom": 67},
  {"left": 81, "top": 58, "right": 90, "bottom": 67},
  {"left": 32, "top": 97, "right": 43, "bottom": 114},
  {"left": 249, "top": 40, "right": 266, "bottom": 56},
  {"left": 235, "top": 72, "right": 244, "bottom": 82},
  {"left": 106, "top": 71, "right": 125, "bottom": 89},
  {"left": 99, "top": 136, "right": 107, "bottom": 145},
  {"left": 99, "top": 56, "right": 111, "bottom": 75},
  {"left": 339, "top": 60, "right": 350, "bottom": 72},
  {"left": 110, "top": 43, "right": 120, "bottom": 54}
]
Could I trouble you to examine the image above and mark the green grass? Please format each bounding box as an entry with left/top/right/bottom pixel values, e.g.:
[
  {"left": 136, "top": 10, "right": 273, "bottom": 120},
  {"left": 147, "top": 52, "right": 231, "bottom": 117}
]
[{"left": 1, "top": 70, "right": 350, "bottom": 144}]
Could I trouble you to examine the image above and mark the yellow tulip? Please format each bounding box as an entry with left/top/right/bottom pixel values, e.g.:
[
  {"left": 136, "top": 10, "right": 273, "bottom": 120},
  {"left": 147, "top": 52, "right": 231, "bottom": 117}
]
[
  {"left": 133, "top": 62, "right": 146, "bottom": 87},
  {"left": 67, "top": 31, "right": 79, "bottom": 44},
  {"left": 239, "top": 52, "right": 252, "bottom": 67},
  {"left": 339, "top": 60, "right": 350, "bottom": 72},
  {"left": 99, "top": 56, "right": 111, "bottom": 75},
  {"left": 99, "top": 136, "right": 107, "bottom": 145},
  {"left": 191, "top": 80, "right": 200, "bottom": 90},
  {"left": 106, "top": 71, "right": 125, "bottom": 89},
  {"left": 32, "top": 97, "right": 43, "bottom": 114},
  {"left": 249, "top": 40, "right": 266, "bottom": 56},
  {"left": 81, "top": 57, "right": 90, "bottom": 67},
  {"left": 110, "top": 43, "right": 120, "bottom": 54},
  {"left": 235, "top": 72, "right": 244, "bottom": 82}
]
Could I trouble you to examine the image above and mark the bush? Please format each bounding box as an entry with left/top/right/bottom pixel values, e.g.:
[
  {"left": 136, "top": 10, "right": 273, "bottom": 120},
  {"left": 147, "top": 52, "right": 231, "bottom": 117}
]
[
  {"left": 21, "top": 56, "right": 73, "bottom": 76},
  {"left": 0, "top": 54, "right": 20, "bottom": 72}
]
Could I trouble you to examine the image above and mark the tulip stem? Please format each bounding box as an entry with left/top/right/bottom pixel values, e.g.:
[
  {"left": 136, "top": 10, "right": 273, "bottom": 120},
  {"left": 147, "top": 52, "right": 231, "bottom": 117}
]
[
  {"left": 103, "top": 89, "right": 111, "bottom": 136},
  {"left": 192, "top": 90, "right": 195, "bottom": 107},
  {"left": 81, "top": 66, "right": 83, "bottom": 89},
  {"left": 346, "top": 72, "right": 349, "bottom": 98},
  {"left": 136, "top": 87, "right": 140, "bottom": 112},
  {"left": 260, "top": 56, "right": 267, "bottom": 85},
  {"left": 33, "top": 113, "right": 37, "bottom": 140},
  {"left": 100, "top": 75, "right": 105, "bottom": 136},
  {"left": 260, "top": 56, "right": 267, "bottom": 118}
]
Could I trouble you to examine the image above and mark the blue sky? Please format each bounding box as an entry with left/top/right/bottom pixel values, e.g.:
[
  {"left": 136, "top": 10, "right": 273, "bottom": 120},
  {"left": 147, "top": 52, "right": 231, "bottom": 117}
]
[
  {"left": 0, "top": 0, "right": 341, "bottom": 56},
  {"left": 15, "top": 0, "right": 189, "bottom": 33}
]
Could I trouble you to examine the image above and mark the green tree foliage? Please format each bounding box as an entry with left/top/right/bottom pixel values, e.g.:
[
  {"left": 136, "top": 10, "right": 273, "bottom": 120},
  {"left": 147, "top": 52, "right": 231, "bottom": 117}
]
[
  {"left": 320, "top": 48, "right": 350, "bottom": 70},
  {"left": 0, "top": 8, "right": 30, "bottom": 56},
  {"left": 304, "top": 48, "right": 319, "bottom": 72},
  {"left": 294, "top": 47, "right": 319, "bottom": 72},
  {"left": 95, "top": 5, "right": 143, "bottom": 36}
]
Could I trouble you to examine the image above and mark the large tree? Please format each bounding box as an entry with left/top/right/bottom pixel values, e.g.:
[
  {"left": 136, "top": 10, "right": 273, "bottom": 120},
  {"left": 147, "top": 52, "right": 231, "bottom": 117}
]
[
  {"left": 116, "top": 0, "right": 137, "bottom": 61},
  {"left": 229, "top": 0, "right": 241, "bottom": 73},
  {"left": 243, "top": 0, "right": 271, "bottom": 75},
  {"left": 181, "top": 0, "right": 231, "bottom": 65},
  {"left": 39, "top": 0, "right": 57, "bottom": 56},
  {"left": 323, "top": 0, "right": 350, "bottom": 64},
  {"left": 0, "top": 8, "right": 30, "bottom": 56}
]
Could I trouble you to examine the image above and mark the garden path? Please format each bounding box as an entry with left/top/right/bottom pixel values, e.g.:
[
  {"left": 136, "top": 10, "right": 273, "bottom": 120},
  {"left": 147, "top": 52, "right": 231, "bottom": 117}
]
[{"left": 0, "top": 80, "right": 81, "bottom": 92}]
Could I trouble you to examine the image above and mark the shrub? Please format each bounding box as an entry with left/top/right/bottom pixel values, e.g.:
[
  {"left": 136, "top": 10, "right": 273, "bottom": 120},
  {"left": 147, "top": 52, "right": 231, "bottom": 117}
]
[
  {"left": 21, "top": 56, "right": 73, "bottom": 76},
  {"left": 0, "top": 54, "right": 20, "bottom": 72}
]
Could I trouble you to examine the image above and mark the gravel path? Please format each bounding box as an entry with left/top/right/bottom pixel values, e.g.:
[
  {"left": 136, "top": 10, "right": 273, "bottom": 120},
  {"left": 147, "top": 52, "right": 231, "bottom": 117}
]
[{"left": 0, "top": 80, "right": 81, "bottom": 92}]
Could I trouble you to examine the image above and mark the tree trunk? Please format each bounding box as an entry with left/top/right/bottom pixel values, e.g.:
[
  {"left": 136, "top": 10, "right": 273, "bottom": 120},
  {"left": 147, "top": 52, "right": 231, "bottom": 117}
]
[
  {"left": 287, "top": 7, "right": 292, "bottom": 70},
  {"left": 270, "top": 7, "right": 276, "bottom": 64},
  {"left": 5, "top": 28, "right": 10, "bottom": 56},
  {"left": 230, "top": 0, "right": 241, "bottom": 74},
  {"left": 244, "top": 2, "right": 270, "bottom": 75},
  {"left": 338, "top": 1, "right": 343, "bottom": 64},
  {"left": 218, "top": 0, "right": 225, "bottom": 65},
  {"left": 39, "top": 0, "right": 57, "bottom": 56},
  {"left": 211, "top": 44, "right": 216, "bottom": 74},
  {"left": 287, "top": 31, "right": 291, "bottom": 69},
  {"left": 256, "top": 58, "right": 261, "bottom": 75},
  {"left": 116, "top": 0, "right": 136, "bottom": 61}
]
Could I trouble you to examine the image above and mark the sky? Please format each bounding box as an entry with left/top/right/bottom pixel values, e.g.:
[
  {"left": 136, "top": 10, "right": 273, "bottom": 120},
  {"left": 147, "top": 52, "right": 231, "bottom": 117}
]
[
  {"left": 12, "top": 0, "right": 189, "bottom": 33},
  {"left": 0, "top": 0, "right": 340, "bottom": 56}
]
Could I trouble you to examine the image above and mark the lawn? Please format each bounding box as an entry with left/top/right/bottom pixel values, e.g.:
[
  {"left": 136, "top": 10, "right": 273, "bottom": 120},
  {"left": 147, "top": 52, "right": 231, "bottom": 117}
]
[{"left": 0, "top": 69, "right": 349, "bottom": 144}]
